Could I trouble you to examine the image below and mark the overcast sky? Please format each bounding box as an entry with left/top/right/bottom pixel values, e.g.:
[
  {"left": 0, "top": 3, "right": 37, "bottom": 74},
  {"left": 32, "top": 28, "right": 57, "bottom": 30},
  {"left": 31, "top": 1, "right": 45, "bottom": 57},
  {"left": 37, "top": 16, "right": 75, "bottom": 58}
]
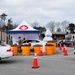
[{"left": 0, "top": 0, "right": 75, "bottom": 26}]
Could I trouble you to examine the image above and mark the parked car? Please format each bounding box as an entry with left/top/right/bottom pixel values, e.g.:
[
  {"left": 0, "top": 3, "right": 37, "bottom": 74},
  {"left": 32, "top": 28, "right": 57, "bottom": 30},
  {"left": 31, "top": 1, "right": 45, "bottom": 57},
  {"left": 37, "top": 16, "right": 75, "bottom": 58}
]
[
  {"left": 0, "top": 44, "right": 13, "bottom": 60},
  {"left": 57, "top": 39, "right": 73, "bottom": 47},
  {"left": 22, "top": 40, "right": 43, "bottom": 50}
]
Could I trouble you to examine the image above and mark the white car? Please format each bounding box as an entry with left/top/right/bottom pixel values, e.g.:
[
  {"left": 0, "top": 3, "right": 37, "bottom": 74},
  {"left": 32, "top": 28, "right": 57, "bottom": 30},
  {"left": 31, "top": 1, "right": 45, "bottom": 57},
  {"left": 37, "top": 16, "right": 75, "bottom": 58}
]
[
  {"left": 22, "top": 40, "right": 43, "bottom": 50},
  {"left": 0, "top": 44, "right": 13, "bottom": 60}
]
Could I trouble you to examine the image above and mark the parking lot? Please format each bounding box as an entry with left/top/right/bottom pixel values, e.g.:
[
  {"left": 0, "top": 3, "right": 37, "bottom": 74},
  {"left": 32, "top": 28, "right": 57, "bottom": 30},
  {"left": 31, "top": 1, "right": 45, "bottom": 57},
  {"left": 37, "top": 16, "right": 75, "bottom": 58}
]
[{"left": 0, "top": 47, "right": 75, "bottom": 75}]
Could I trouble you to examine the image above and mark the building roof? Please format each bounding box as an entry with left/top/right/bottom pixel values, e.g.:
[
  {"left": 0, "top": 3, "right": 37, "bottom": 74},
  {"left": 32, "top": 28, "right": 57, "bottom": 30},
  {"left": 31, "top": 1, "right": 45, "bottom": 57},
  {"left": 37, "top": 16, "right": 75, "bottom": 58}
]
[{"left": 52, "top": 32, "right": 67, "bottom": 35}]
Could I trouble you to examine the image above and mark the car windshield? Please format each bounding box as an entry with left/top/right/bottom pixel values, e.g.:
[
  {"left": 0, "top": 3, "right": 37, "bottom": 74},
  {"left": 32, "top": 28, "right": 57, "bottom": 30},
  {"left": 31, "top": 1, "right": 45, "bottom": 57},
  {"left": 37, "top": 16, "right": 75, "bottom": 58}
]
[
  {"left": 26, "top": 40, "right": 40, "bottom": 43},
  {"left": 32, "top": 40, "right": 36, "bottom": 42},
  {"left": 32, "top": 40, "right": 39, "bottom": 42}
]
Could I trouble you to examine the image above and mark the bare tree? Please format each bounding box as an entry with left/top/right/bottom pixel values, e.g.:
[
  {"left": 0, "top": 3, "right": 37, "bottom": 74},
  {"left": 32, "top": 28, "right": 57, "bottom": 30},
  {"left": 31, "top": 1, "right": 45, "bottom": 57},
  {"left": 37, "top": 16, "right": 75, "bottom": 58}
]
[
  {"left": 55, "top": 22, "right": 61, "bottom": 32},
  {"left": 31, "top": 21, "right": 40, "bottom": 28},
  {"left": 61, "top": 20, "right": 70, "bottom": 32},
  {"left": 46, "top": 21, "right": 55, "bottom": 32},
  {"left": 56, "top": 22, "right": 60, "bottom": 27}
]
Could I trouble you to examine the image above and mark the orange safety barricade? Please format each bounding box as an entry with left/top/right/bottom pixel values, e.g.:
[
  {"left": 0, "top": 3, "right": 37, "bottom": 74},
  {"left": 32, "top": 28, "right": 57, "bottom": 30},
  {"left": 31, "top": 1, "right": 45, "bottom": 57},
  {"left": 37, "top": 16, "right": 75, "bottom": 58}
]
[
  {"left": 11, "top": 45, "right": 18, "bottom": 56},
  {"left": 46, "top": 41, "right": 56, "bottom": 54},
  {"left": 21, "top": 44, "right": 31, "bottom": 56},
  {"left": 33, "top": 45, "right": 42, "bottom": 55},
  {"left": 45, "top": 44, "right": 54, "bottom": 55}
]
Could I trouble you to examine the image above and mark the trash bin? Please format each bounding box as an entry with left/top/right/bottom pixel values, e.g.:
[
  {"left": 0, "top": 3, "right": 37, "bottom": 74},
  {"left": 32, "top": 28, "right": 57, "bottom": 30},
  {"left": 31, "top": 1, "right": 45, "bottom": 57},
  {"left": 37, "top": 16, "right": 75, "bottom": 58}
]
[
  {"left": 11, "top": 45, "right": 18, "bottom": 56},
  {"left": 21, "top": 44, "right": 31, "bottom": 56},
  {"left": 45, "top": 44, "right": 54, "bottom": 55},
  {"left": 46, "top": 40, "right": 56, "bottom": 54},
  {"left": 33, "top": 44, "right": 42, "bottom": 55}
]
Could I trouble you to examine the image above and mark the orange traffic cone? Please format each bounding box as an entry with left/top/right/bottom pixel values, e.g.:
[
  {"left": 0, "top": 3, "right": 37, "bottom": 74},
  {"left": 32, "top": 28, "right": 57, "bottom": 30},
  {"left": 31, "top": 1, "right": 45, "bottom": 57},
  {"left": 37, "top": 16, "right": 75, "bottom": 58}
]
[
  {"left": 63, "top": 45, "right": 66, "bottom": 52},
  {"left": 63, "top": 45, "right": 68, "bottom": 56},
  {"left": 63, "top": 49, "right": 68, "bottom": 56},
  {"left": 59, "top": 43, "right": 62, "bottom": 50},
  {"left": 39, "top": 46, "right": 43, "bottom": 56},
  {"left": 32, "top": 53, "right": 39, "bottom": 68}
]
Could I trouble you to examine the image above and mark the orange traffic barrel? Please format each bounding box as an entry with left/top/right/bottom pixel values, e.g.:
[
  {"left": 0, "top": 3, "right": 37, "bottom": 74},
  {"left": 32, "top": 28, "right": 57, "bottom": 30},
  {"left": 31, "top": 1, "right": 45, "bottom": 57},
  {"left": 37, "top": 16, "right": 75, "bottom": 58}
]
[
  {"left": 21, "top": 44, "right": 31, "bottom": 56},
  {"left": 46, "top": 40, "right": 56, "bottom": 54},
  {"left": 11, "top": 45, "right": 18, "bottom": 56},
  {"left": 33, "top": 44, "right": 42, "bottom": 55},
  {"left": 45, "top": 44, "right": 54, "bottom": 55}
]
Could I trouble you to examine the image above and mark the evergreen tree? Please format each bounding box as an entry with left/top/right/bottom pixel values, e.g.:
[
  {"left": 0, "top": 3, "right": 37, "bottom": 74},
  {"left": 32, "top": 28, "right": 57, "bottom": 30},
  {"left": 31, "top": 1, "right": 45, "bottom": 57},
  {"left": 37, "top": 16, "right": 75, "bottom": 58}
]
[{"left": 67, "top": 23, "right": 75, "bottom": 33}]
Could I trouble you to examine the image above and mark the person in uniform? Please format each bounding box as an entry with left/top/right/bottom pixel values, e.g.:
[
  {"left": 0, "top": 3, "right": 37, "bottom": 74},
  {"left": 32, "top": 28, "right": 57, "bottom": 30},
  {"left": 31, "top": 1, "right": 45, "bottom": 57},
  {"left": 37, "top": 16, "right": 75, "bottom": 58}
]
[{"left": 18, "top": 37, "right": 22, "bottom": 53}]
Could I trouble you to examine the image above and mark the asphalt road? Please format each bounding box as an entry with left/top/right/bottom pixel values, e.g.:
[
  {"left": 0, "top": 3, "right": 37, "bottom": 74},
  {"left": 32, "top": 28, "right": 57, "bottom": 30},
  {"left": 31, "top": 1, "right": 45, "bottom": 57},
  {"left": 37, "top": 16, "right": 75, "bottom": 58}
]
[{"left": 0, "top": 47, "right": 75, "bottom": 75}]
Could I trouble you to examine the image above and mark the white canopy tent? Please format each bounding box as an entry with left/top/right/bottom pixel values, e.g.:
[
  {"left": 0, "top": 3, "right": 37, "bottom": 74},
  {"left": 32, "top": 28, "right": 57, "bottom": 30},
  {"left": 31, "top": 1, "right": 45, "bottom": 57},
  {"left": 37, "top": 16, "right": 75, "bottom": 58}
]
[
  {"left": 12, "top": 20, "right": 36, "bottom": 31},
  {"left": 6, "top": 20, "right": 40, "bottom": 44}
]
